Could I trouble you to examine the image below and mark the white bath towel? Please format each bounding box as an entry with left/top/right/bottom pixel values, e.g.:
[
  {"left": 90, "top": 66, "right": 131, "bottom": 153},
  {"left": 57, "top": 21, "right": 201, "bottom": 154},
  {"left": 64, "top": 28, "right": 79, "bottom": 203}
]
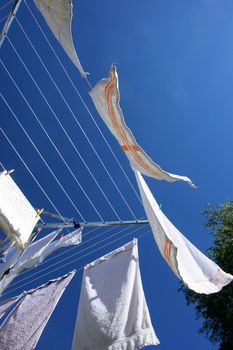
[
  {"left": 72, "top": 239, "right": 159, "bottom": 350},
  {"left": 0, "top": 271, "right": 75, "bottom": 350},
  {"left": 135, "top": 170, "right": 233, "bottom": 294}
]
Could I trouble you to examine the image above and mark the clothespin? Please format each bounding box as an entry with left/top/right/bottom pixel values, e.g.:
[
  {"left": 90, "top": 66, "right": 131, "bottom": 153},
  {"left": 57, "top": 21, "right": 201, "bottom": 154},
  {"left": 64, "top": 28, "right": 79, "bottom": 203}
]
[
  {"left": 5, "top": 169, "right": 14, "bottom": 176},
  {"left": 36, "top": 208, "right": 44, "bottom": 218},
  {"left": 59, "top": 233, "right": 65, "bottom": 240},
  {"left": 73, "top": 220, "right": 80, "bottom": 228}
]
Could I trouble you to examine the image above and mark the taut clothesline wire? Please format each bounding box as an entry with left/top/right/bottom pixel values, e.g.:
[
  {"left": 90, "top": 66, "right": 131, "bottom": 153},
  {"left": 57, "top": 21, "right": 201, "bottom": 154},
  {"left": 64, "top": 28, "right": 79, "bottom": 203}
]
[
  {"left": 14, "top": 15, "right": 137, "bottom": 221},
  {"left": 6, "top": 36, "right": 121, "bottom": 222},
  {"left": 0, "top": 0, "right": 13, "bottom": 12},
  {"left": 0, "top": 127, "right": 67, "bottom": 223},
  {"left": 0, "top": 0, "right": 150, "bottom": 299},
  {"left": 5, "top": 219, "right": 146, "bottom": 290},
  {"left": 0, "top": 89, "right": 87, "bottom": 221},
  {"left": 23, "top": 0, "right": 143, "bottom": 206},
  {"left": 3, "top": 227, "right": 151, "bottom": 297},
  {"left": 0, "top": 161, "right": 5, "bottom": 170},
  {"left": 0, "top": 14, "right": 8, "bottom": 23}
]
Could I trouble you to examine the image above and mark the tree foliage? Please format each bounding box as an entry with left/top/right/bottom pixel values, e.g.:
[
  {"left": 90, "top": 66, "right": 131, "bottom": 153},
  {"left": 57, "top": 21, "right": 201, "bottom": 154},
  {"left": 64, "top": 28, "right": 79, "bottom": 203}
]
[{"left": 180, "top": 201, "right": 233, "bottom": 350}]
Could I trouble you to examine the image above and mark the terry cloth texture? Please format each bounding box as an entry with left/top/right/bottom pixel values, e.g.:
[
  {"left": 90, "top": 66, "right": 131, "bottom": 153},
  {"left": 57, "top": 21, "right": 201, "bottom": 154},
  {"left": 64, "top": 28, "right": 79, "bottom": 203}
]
[
  {"left": 72, "top": 239, "right": 159, "bottom": 350},
  {"left": 0, "top": 271, "right": 75, "bottom": 350}
]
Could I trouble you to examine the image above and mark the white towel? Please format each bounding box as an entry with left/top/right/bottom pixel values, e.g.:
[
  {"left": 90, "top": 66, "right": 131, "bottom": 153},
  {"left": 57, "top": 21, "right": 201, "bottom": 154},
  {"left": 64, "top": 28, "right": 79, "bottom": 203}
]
[
  {"left": 0, "top": 171, "right": 39, "bottom": 250},
  {"left": 0, "top": 228, "right": 82, "bottom": 294},
  {"left": 33, "top": 0, "right": 86, "bottom": 77},
  {"left": 135, "top": 170, "right": 233, "bottom": 294},
  {"left": 72, "top": 239, "right": 159, "bottom": 350},
  {"left": 0, "top": 271, "right": 75, "bottom": 350}
]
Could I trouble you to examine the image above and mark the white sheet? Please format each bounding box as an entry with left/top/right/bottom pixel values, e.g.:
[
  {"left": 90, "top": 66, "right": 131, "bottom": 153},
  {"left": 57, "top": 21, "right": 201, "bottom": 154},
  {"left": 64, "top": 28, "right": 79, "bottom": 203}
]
[{"left": 135, "top": 171, "right": 233, "bottom": 294}]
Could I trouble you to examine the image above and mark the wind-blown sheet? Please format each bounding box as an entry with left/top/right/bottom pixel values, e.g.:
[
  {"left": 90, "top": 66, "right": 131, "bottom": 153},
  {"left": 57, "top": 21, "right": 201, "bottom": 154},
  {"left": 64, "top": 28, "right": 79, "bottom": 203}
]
[
  {"left": 135, "top": 171, "right": 233, "bottom": 294},
  {"left": 0, "top": 228, "right": 82, "bottom": 294},
  {"left": 33, "top": 0, "right": 86, "bottom": 77},
  {"left": 0, "top": 271, "right": 75, "bottom": 350},
  {"left": 90, "top": 66, "right": 194, "bottom": 187},
  {"left": 0, "top": 171, "right": 39, "bottom": 250},
  {"left": 72, "top": 239, "right": 159, "bottom": 350}
]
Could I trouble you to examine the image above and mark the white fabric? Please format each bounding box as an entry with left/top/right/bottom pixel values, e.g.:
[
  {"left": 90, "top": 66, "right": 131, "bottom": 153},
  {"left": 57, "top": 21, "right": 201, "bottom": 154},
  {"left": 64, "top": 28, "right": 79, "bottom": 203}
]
[
  {"left": 0, "top": 271, "right": 75, "bottom": 350},
  {"left": 41, "top": 228, "right": 82, "bottom": 258},
  {"left": 0, "top": 171, "right": 39, "bottom": 250},
  {"left": 0, "top": 295, "right": 22, "bottom": 320},
  {"left": 33, "top": 0, "right": 86, "bottom": 77},
  {"left": 90, "top": 66, "right": 195, "bottom": 187},
  {"left": 135, "top": 171, "right": 233, "bottom": 294},
  {"left": 0, "top": 228, "right": 82, "bottom": 294},
  {"left": 0, "top": 247, "right": 21, "bottom": 279},
  {"left": 72, "top": 239, "right": 159, "bottom": 350}
]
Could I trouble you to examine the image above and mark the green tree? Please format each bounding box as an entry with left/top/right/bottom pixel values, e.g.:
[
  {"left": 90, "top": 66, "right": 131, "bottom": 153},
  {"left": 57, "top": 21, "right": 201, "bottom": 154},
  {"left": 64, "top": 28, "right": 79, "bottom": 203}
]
[{"left": 179, "top": 201, "right": 233, "bottom": 350}]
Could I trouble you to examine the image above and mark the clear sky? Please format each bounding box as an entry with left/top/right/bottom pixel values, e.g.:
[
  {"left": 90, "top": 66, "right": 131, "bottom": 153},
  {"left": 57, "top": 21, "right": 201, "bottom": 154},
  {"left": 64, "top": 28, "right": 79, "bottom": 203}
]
[{"left": 0, "top": 0, "right": 233, "bottom": 349}]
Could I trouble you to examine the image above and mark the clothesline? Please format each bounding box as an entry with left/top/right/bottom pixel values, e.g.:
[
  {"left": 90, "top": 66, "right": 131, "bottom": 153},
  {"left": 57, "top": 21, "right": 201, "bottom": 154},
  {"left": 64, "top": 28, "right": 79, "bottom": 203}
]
[
  {"left": 23, "top": 0, "right": 143, "bottom": 205},
  {"left": 4, "top": 222, "right": 146, "bottom": 291},
  {"left": 13, "top": 12, "right": 138, "bottom": 220},
  {"left": 2, "top": 227, "right": 151, "bottom": 298},
  {"left": 0, "top": 0, "right": 13, "bottom": 12},
  {"left": 0, "top": 0, "right": 143, "bottom": 230},
  {"left": 0, "top": 127, "right": 67, "bottom": 223}
]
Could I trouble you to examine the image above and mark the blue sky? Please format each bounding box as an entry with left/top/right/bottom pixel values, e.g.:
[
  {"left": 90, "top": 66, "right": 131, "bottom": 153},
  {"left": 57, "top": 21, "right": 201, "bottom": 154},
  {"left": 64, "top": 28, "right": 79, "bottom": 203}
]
[{"left": 0, "top": 0, "right": 233, "bottom": 349}]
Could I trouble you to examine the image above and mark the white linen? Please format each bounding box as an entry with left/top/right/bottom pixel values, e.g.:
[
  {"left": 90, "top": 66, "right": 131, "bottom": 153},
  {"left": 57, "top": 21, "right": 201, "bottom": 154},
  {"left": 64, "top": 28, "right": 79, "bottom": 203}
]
[
  {"left": 135, "top": 171, "right": 233, "bottom": 294},
  {"left": 90, "top": 66, "right": 195, "bottom": 187},
  {"left": 72, "top": 239, "right": 159, "bottom": 350},
  {"left": 41, "top": 228, "right": 82, "bottom": 258},
  {"left": 0, "top": 228, "right": 82, "bottom": 294},
  {"left": 0, "top": 271, "right": 75, "bottom": 350},
  {"left": 0, "top": 171, "right": 39, "bottom": 250},
  {"left": 33, "top": 0, "right": 86, "bottom": 77}
]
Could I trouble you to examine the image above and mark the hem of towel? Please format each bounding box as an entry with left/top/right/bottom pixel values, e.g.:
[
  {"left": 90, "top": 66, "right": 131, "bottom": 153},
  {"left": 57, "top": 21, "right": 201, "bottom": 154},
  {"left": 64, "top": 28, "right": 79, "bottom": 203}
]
[
  {"left": 85, "top": 239, "right": 137, "bottom": 270},
  {"left": 182, "top": 273, "right": 233, "bottom": 295},
  {"left": 81, "top": 328, "right": 160, "bottom": 350}
]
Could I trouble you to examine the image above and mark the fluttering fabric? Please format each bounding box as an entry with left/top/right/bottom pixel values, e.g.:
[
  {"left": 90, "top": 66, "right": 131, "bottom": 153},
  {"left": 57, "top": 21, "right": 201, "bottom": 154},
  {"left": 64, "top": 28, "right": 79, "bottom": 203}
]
[
  {"left": 135, "top": 171, "right": 233, "bottom": 294},
  {"left": 33, "top": 0, "right": 86, "bottom": 77},
  {"left": 0, "top": 247, "right": 21, "bottom": 279},
  {"left": 72, "top": 239, "right": 159, "bottom": 350},
  {"left": 0, "top": 171, "right": 39, "bottom": 250},
  {"left": 90, "top": 66, "right": 194, "bottom": 187},
  {"left": 0, "top": 228, "right": 82, "bottom": 294},
  {"left": 0, "top": 295, "right": 22, "bottom": 320},
  {"left": 41, "top": 228, "right": 82, "bottom": 257},
  {"left": 0, "top": 271, "right": 75, "bottom": 350}
]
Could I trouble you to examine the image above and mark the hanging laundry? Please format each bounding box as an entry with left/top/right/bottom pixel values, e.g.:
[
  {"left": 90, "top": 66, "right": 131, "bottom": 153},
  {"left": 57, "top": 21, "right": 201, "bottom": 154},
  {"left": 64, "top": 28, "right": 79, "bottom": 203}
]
[
  {"left": 0, "top": 294, "right": 22, "bottom": 320},
  {"left": 0, "top": 247, "right": 21, "bottom": 279},
  {"left": 0, "top": 170, "right": 40, "bottom": 250},
  {"left": 90, "top": 66, "right": 195, "bottom": 187},
  {"left": 0, "top": 228, "right": 82, "bottom": 294},
  {"left": 33, "top": 0, "right": 86, "bottom": 77},
  {"left": 42, "top": 228, "right": 82, "bottom": 256},
  {"left": 0, "top": 271, "right": 75, "bottom": 350},
  {"left": 71, "top": 239, "right": 159, "bottom": 350},
  {"left": 135, "top": 171, "right": 233, "bottom": 294}
]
